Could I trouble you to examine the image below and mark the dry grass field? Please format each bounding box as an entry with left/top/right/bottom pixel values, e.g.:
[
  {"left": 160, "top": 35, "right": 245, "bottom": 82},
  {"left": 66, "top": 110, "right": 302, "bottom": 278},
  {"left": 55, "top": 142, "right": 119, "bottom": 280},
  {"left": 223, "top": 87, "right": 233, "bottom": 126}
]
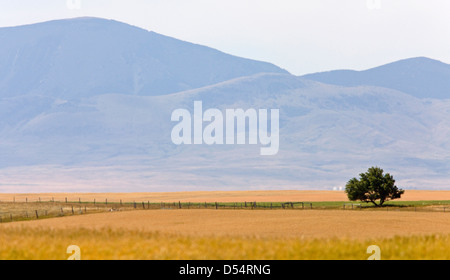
[
  {"left": 1, "top": 189, "right": 449, "bottom": 203},
  {"left": 2, "top": 209, "right": 450, "bottom": 260},
  {"left": 4, "top": 226, "right": 450, "bottom": 260},
  {"left": 4, "top": 209, "right": 450, "bottom": 240},
  {"left": 2, "top": 190, "right": 450, "bottom": 260}
]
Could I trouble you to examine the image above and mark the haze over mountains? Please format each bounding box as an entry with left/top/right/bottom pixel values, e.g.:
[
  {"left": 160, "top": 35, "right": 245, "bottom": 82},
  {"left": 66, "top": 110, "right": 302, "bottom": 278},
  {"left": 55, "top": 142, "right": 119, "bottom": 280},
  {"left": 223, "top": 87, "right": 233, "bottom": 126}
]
[
  {"left": 0, "top": 17, "right": 449, "bottom": 192},
  {"left": 302, "top": 57, "right": 450, "bottom": 99},
  {"left": 0, "top": 17, "right": 287, "bottom": 98}
]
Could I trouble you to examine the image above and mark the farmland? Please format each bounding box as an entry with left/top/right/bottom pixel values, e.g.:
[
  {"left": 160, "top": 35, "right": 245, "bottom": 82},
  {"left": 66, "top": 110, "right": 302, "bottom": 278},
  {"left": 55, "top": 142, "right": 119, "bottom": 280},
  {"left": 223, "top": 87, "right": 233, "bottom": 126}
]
[
  {"left": 2, "top": 189, "right": 450, "bottom": 203},
  {"left": 2, "top": 190, "right": 450, "bottom": 260}
]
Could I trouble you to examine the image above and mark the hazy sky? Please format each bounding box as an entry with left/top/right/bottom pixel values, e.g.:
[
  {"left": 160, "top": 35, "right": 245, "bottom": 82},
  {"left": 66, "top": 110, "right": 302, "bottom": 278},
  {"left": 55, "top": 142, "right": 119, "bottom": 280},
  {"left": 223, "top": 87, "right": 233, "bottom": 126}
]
[{"left": 1, "top": 0, "right": 449, "bottom": 75}]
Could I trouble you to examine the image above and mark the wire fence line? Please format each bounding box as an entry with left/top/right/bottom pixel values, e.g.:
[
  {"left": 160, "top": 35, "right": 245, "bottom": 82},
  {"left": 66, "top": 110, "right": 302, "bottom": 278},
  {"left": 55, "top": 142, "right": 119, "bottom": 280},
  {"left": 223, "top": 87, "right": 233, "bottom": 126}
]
[
  {"left": 0, "top": 202, "right": 117, "bottom": 223},
  {"left": 0, "top": 199, "right": 315, "bottom": 223},
  {"left": 1, "top": 198, "right": 450, "bottom": 223}
]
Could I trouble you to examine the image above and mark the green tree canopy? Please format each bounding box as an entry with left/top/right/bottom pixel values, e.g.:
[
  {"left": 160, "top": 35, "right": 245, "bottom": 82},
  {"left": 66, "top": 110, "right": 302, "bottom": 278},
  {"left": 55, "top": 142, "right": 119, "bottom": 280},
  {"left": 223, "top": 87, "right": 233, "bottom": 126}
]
[{"left": 345, "top": 167, "right": 404, "bottom": 207}]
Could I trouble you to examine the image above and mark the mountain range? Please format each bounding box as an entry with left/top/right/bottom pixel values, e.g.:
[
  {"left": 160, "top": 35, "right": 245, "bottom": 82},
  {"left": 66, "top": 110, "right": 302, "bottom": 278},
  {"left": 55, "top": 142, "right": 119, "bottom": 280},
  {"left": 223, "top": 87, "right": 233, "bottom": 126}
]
[
  {"left": 0, "top": 17, "right": 287, "bottom": 98},
  {"left": 302, "top": 57, "right": 450, "bottom": 99},
  {"left": 0, "top": 17, "right": 449, "bottom": 193}
]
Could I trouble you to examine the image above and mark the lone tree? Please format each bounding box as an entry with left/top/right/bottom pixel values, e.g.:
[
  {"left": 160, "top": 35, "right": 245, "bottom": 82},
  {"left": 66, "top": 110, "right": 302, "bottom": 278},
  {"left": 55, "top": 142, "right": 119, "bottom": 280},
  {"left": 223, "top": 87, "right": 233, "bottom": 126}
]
[{"left": 345, "top": 167, "right": 404, "bottom": 207}]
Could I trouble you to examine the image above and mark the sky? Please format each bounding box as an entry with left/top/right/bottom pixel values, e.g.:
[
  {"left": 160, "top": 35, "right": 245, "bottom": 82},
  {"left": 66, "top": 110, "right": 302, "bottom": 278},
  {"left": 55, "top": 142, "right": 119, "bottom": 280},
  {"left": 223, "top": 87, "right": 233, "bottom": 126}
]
[{"left": 1, "top": 0, "right": 449, "bottom": 75}]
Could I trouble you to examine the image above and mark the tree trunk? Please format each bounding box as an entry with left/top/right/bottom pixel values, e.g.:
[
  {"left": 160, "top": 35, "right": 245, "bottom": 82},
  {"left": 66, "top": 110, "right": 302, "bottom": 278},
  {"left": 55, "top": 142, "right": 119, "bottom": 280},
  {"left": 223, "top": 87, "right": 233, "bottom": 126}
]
[{"left": 370, "top": 200, "right": 379, "bottom": 207}]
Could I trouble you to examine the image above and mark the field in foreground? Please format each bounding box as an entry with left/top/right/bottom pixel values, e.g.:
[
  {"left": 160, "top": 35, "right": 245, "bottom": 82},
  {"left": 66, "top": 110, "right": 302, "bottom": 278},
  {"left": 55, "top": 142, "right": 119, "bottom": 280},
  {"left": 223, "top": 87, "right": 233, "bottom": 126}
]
[
  {"left": 5, "top": 209, "right": 450, "bottom": 239},
  {"left": 3, "top": 190, "right": 450, "bottom": 260},
  {"left": 3, "top": 209, "right": 450, "bottom": 259},
  {"left": 3, "top": 226, "right": 450, "bottom": 260}
]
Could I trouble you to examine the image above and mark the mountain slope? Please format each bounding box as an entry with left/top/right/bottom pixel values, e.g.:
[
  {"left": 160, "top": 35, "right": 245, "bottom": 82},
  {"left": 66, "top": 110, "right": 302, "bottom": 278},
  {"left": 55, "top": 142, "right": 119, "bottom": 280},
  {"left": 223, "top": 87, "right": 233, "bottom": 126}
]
[
  {"left": 0, "top": 17, "right": 288, "bottom": 98},
  {"left": 1, "top": 73, "right": 450, "bottom": 192},
  {"left": 2, "top": 17, "right": 450, "bottom": 192},
  {"left": 302, "top": 57, "right": 450, "bottom": 99}
]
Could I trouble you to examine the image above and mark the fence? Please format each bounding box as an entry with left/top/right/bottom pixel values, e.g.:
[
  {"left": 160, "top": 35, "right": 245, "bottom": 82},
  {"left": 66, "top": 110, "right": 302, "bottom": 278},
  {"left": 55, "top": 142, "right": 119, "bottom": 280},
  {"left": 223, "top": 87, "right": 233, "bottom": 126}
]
[
  {"left": 343, "top": 203, "right": 362, "bottom": 210},
  {"left": 2, "top": 197, "right": 450, "bottom": 223},
  {"left": 0, "top": 200, "right": 123, "bottom": 223},
  {"left": 158, "top": 201, "right": 315, "bottom": 210},
  {"left": 0, "top": 198, "right": 317, "bottom": 223}
]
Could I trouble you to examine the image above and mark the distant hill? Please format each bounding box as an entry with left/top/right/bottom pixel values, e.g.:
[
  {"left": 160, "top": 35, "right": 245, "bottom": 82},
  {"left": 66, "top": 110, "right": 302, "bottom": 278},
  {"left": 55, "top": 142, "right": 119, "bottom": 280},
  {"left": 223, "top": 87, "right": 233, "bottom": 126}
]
[
  {"left": 302, "top": 57, "right": 450, "bottom": 99},
  {"left": 2, "top": 18, "right": 450, "bottom": 192},
  {"left": 2, "top": 73, "right": 450, "bottom": 192},
  {"left": 0, "top": 17, "right": 288, "bottom": 98}
]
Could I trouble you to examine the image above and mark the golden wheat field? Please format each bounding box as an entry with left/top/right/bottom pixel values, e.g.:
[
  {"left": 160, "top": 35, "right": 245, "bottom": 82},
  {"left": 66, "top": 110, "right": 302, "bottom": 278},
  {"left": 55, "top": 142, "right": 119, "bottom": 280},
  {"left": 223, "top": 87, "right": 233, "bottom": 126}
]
[
  {"left": 5, "top": 209, "right": 450, "bottom": 240},
  {"left": 2, "top": 190, "right": 450, "bottom": 260},
  {"left": 1, "top": 189, "right": 449, "bottom": 203}
]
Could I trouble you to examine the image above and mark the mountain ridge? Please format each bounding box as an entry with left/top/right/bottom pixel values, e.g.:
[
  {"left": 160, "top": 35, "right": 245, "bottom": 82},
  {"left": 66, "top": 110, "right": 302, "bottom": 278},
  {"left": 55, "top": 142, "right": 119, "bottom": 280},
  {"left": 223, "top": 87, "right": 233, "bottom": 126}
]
[
  {"left": 0, "top": 17, "right": 289, "bottom": 99},
  {"left": 302, "top": 57, "right": 450, "bottom": 99},
  {"left": 1, "top": 18, "right": 450, "bottom": 192},
  {"left": 2, "top": 72, "right": 450, "bottom": 192}
]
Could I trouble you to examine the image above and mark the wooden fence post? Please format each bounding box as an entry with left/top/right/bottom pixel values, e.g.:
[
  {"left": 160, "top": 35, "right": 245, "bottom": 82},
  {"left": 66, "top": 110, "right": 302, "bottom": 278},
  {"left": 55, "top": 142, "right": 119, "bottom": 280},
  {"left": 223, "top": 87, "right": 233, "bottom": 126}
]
[{"left": 35, "top": 210, "right": 39, "bottom": 219}]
